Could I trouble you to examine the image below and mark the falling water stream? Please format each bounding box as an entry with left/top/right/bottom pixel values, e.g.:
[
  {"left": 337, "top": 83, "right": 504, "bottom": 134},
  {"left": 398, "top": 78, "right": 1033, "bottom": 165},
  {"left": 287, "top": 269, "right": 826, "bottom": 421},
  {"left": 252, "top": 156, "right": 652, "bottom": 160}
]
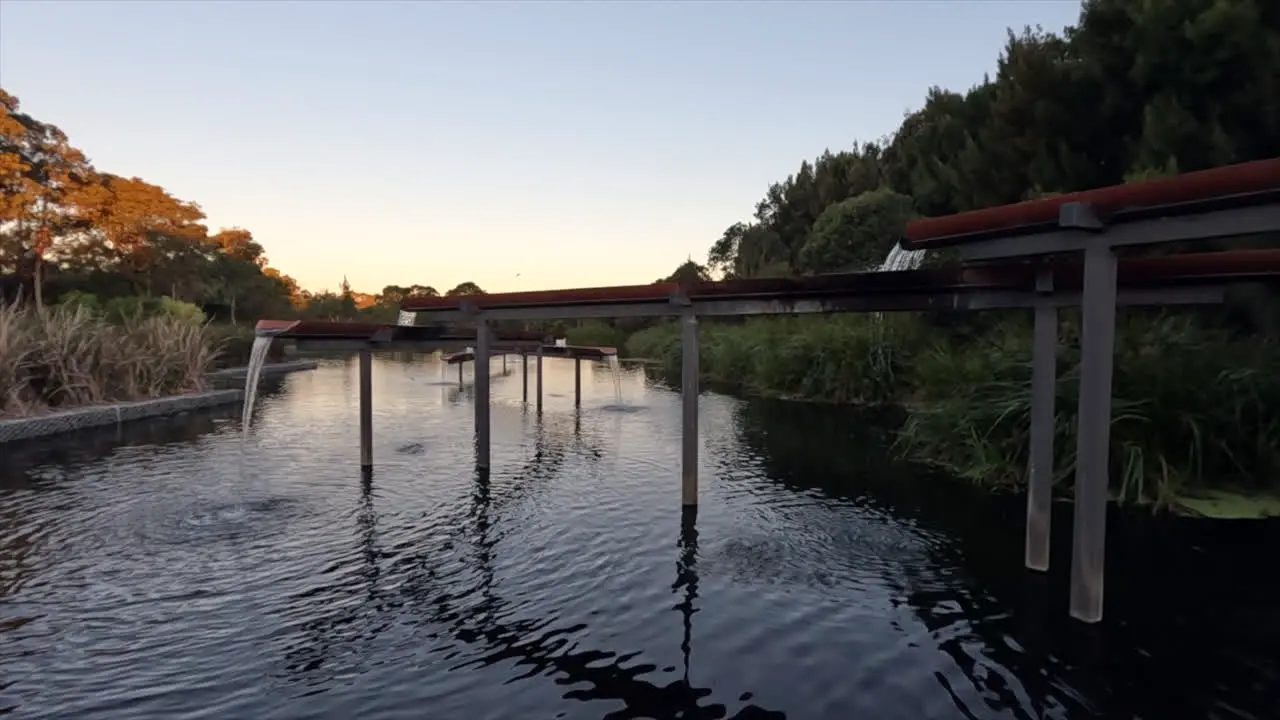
[
  {"left": 240, "top": 335, "right": 275, "bottom": 433},
  {"left": 878, "top": 243, "right": 927, "bottom": 273},
  {"left": 607, "top": 354, "right": 624, "bottom": 405}
]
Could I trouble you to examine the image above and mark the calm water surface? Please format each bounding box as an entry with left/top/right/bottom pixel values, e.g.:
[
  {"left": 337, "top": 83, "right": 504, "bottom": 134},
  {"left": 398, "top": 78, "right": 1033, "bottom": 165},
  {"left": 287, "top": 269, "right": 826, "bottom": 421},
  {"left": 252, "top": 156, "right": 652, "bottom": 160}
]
[{"left": 1, "top": 355, "right": 1278, "bottom": 719}]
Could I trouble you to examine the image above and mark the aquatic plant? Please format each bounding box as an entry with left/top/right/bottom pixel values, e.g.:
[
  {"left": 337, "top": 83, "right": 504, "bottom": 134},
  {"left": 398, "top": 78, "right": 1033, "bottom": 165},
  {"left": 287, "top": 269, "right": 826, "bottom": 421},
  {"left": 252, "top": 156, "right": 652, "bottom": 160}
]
[
  {"left": 628, "top": 308, "right": 1280, "bottom": 509},
  {"left": 896, "top": 311, "right": 1280, "bottom": 508},
  {"left": 628, "top": 314, "right": 922, "bottom": 405}
]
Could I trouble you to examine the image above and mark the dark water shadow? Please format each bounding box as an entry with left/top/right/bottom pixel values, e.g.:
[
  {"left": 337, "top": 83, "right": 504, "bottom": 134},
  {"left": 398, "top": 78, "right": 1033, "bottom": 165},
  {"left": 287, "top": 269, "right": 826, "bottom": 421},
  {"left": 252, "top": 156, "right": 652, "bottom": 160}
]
[
  {"left": 733, "top": 398, "right": 1280, "bottom": 719},
  {"left": 279, "top": 462, "right": 785, "bottom": 719},
  {"left": 1, "top": 376, "right": 286, "bottom": 488}
]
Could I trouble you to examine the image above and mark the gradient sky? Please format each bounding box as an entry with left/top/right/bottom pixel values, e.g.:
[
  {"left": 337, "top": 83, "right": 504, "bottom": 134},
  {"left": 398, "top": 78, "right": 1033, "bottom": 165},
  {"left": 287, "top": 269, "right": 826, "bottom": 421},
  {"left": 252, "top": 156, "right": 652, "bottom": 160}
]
[{"left": 1, "top": 1, "right": 1081, "bottom": 296}]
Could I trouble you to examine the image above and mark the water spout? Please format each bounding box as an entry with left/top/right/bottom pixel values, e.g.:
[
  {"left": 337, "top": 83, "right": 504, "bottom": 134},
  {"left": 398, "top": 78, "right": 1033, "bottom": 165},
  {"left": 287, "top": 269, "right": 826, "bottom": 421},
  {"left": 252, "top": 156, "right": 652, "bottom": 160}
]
[
  {"left": 241, "top": 333, "right": 278, "bottom": 433},
  {"left": 607, "top": 354, "right": 624, "bottom": 405},
  {"left": 878, "top": 243, "right": 927, "bottom": 273}
]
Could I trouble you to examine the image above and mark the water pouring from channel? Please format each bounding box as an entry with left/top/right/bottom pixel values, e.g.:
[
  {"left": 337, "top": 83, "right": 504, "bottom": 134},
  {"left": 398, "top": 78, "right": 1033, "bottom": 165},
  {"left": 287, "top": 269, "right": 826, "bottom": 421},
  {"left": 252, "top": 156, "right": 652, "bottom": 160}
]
[
  {"left": 241, "top": 331, "right": 280, "bottom": 433},
  {"left": 607, "top": 354, "right": 624, "bottom": 405}
]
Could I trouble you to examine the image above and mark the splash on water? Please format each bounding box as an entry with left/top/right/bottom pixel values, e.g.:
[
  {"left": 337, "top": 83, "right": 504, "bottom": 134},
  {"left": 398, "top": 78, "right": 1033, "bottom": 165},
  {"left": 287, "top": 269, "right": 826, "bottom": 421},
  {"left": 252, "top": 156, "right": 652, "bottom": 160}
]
[
  {"left": 607, "top": 354, "right": 624, "bottom": 405},
  {"left": 240, "top": 335, "right": 274, "bottom": 434},
  {"left": 878, "top": 243, "right": 927, "bottom": 273}
]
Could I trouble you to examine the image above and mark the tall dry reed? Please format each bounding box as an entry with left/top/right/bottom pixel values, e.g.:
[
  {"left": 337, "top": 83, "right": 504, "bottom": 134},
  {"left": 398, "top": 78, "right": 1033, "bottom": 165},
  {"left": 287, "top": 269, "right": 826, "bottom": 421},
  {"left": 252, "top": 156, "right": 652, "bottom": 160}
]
[{"left": 0, "top": 301, "right": 220, "bottom": 418}]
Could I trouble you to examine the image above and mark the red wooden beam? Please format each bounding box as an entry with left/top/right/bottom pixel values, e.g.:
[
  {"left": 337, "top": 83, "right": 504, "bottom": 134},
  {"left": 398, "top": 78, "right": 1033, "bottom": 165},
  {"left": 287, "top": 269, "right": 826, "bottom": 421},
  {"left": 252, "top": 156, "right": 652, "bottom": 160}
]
[
  {"left": 394, "top": 249, "right": 1280, "bottom": 314},
  {"left": 903, "top": 157, "right": 1280, "bottom": 249},
  {"left": 400, "top": 283, "right": 678, "bottom": 311}
]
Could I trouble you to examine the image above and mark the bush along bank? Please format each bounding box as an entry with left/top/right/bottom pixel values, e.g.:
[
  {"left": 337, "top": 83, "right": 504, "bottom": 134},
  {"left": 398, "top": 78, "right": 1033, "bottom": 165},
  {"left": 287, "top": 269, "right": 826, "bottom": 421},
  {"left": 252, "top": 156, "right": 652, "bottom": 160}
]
[
  {"left": 0, "top": 298, "right": 224, "bottom": 419},
  {"left": 623, "top": 311, "right": 1280, "bottom": 516}
]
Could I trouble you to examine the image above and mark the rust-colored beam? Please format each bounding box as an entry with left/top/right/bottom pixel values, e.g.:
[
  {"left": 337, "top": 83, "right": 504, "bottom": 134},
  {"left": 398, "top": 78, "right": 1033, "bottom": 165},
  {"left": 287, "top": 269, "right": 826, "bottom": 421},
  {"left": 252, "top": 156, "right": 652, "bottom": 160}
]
[
  {"left": 538, "top": 344, "right": 618, "bottom": 360},
  {"left": 253, "top": 320, "right": 545, "bottom": 344},
  {"left": 903, "top": 157, "right": 1280, "bottom": 249},
  {"left": 401, "top": 283, "right": 678, "bottom": 311},
  {"left": 396, "top": 249, "right": 1280, "bottom": 315},
  {"left": 444, "top": 345, "right": 618, "bottom": 364}
]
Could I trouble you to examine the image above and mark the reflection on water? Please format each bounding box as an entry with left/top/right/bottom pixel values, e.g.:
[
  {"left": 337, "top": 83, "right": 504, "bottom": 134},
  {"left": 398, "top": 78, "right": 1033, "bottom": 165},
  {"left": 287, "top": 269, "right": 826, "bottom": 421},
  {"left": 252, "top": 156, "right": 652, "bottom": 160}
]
[{"left": 0, "top": 356, "right": 1277, "bottom": 719}]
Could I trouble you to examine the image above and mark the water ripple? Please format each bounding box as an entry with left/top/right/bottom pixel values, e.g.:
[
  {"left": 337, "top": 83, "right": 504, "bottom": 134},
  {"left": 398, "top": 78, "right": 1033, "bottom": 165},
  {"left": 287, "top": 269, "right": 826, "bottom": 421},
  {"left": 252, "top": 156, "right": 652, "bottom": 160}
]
[{"left": 0, "top": 357, "right": 1277, "bottom": 719}]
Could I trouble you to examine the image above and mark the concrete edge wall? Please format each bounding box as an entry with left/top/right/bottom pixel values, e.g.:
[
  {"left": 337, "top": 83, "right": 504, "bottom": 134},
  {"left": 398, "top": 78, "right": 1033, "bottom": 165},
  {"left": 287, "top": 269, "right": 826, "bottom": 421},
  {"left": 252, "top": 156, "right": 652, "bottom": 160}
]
[
  {"left": 0, "top": 390, "right": 244, "bottom": 445},
  {"left": 207, "top": 359, "right": 319, "bottom": 381}
]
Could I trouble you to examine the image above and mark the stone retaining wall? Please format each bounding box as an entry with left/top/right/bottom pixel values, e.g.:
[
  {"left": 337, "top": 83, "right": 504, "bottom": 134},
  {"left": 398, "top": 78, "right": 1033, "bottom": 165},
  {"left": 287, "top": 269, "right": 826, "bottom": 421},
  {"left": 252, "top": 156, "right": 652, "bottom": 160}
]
[
  {"left": 207, "top": 359, "right": 318, "bottom": 383},
  {"left": 0, "top": 390, "right": 244, "bottom": 445}
]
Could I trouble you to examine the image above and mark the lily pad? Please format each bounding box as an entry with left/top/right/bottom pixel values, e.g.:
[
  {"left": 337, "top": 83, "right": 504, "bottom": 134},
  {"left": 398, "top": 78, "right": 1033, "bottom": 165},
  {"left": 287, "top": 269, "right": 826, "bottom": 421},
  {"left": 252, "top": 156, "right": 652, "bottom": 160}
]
[{"left": 1173, "top": 490, "right": 1280, "bottom": 519}]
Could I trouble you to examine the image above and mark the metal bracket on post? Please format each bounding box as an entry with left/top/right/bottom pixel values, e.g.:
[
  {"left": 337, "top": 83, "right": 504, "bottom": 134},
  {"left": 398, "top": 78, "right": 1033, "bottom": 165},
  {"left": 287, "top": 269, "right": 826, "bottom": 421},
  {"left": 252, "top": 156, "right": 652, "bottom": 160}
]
[
  {"left": 1026, "top": 267, "right": 1057, "bottom": 572},
  {"left": 669, "top": 289, "right": 693, "bottom": 310},
  {"left": 1058, "top": 201, "right": 1105, "bottom": 231}
]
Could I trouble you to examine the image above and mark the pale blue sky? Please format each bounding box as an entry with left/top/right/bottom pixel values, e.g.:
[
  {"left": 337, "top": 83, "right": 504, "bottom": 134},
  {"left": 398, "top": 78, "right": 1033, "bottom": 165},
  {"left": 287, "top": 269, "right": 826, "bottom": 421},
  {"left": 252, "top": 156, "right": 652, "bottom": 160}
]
[{"left": 1, "top": 1, "right": 1080, "bottom": 295}]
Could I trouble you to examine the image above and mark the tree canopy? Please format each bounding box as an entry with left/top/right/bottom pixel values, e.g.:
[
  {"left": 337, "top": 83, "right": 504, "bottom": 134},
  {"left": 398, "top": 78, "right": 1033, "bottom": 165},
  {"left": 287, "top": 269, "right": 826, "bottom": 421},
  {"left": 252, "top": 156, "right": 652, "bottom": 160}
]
[
  {"left": 0, "top": 88, "right": 491, "bottom": 322},
  {"left": 704, "top": 0, "right": 1280, "bottom": 279}
]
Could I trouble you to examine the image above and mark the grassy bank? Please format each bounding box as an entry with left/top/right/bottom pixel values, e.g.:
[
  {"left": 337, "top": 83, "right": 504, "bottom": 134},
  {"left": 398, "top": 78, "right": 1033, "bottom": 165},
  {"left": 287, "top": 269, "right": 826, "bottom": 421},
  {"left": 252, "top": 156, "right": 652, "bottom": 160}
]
[
  {"left": 625, "top": 312, "right": 1280, "bottom": 514},
  {"left": 0, "top": 300, "right": 231, "bottom": 419}
]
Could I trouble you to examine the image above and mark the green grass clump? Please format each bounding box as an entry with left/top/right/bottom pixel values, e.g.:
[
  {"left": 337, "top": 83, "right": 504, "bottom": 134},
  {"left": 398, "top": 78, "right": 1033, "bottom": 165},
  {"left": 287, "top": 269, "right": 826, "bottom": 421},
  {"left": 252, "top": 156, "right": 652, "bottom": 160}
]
[
  {"left": 896, "top": 312, "right": 1280, "bottom": 509},
  {"left": 628, "top": 308, "right": 1280, "bottom": 511},
  {"left": 628, "top": 314, "right": 924, "bottom": 405}
]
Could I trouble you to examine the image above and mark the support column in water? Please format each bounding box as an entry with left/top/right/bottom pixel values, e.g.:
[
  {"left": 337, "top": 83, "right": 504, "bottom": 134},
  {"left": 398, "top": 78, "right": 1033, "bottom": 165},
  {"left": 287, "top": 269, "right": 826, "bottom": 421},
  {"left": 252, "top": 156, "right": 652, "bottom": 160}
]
[
  {"left": 574, "top": 357, "right": 582, "bottom": 407},
  {"left": 476, "top": 322, "right": 492, "bottom": 470},
  {"left": 1070, "top": 242, "right": 1118, "bottom": 624},
  {"left": 522, "top": 352, "right": 529, "bottom": 403},
  {"left": 681, "top": 311, "right": 699, "bottom": 507},
  {"left": 1026, "top": 270, "right": 1058, "bottom": 573},
  {"left": 536, "top": 345, "right": 544, "bottom": 414},
  {"left": 359, "top": 348, "right": 373, "bottom": 469}
]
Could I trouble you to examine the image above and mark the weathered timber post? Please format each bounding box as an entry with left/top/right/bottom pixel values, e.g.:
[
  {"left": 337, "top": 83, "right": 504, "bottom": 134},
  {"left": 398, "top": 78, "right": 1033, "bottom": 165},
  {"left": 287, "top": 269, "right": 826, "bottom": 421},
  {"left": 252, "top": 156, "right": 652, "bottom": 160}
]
[
  {"left": 503, "top": 353, "right": 507, "bottom": 374},
  {"left": 476, "top": 323, "right": 492, "bottom": 470},
  {"left": 681, "top": 311, "right": 699, "bottom": 507},
  {"left": 1069, "top": 241, "right": 1118, "bottom": 623},
  {"left": 458, "top": 359, "right": 464, "bottom": 386},
  {"left": 536, "top": 345, "right": 544, "bottom": 414},
  {"left": 522, "top": 352, "right": 529, "bottom": 403},
  {"left": 359, "top": 349, "right": 373, "bottom": 469},
  {"left": 574, "top": 357, "right": 582, "bottom": 407},
  {"left": 1026, "top": 269, "right": 1057, "bottom": 572}
]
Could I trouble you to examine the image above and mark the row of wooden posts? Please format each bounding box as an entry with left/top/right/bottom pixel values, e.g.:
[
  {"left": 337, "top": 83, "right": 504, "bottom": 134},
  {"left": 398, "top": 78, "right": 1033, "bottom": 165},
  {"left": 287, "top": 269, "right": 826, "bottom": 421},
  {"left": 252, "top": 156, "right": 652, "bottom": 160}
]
[{"left": 351, "top": 316, "right": 703, "bottom": 508}]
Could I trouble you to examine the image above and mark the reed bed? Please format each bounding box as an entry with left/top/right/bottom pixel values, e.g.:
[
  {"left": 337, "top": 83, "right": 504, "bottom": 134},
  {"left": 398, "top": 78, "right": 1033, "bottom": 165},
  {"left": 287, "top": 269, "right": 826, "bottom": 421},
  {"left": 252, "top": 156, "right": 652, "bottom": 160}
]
[
  {"left": 627, "top": 311, "right": 1280, "bottom": 507},
  {"left": 0, "top": 300, "right": 221, "bottom": 418}
]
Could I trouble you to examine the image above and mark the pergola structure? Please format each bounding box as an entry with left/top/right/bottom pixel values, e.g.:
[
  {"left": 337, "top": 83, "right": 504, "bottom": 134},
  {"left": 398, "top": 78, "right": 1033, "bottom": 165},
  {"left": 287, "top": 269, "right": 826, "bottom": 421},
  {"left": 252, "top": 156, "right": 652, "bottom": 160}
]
[
  {"left": 443, "top": 344, "right": 618, "bottom": 409},
  {"left": 259, "top": 157, "right": 1280, "bottom": 623}
]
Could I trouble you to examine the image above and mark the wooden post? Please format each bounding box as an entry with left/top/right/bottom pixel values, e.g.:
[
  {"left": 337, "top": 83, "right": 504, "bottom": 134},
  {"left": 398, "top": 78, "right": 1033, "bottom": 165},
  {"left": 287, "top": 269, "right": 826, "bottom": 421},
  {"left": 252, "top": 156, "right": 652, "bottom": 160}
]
[
  {"left": 458, "top": 360, "right": 464, "bottom": 386},
  {"left": 1026, "top": 270, "right": 1057, "bottom": 572},
  {"left": 522, "top": 352, "right": 529, "bottom": 403},
  {"left": 574, "top": 357, "right": 582, "bottom": 407},
  {"left": 681, "top": 312, "right": 699, "bottom": 507},
  {"left": 536, "top": 345, "right": 544, "bottom": 414},
  {"left": 476, "top": 324, "right": 491, "bottom": 470},
  {"left": 503, "top": 353, "right": 507, "bottom": 374},
  {"left": 359, "top": 349, "right": 373, "bottom": 469},
  {"left": 1069, "top": 243, "right": 1118, "bottom": 623}
]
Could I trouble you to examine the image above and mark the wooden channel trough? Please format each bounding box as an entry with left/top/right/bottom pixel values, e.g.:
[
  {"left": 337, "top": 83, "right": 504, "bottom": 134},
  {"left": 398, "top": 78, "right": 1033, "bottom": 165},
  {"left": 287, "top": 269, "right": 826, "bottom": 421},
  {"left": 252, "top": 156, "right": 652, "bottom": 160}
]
[{"left": 442, "top": 344, "right": 617, "bottom": 408}]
